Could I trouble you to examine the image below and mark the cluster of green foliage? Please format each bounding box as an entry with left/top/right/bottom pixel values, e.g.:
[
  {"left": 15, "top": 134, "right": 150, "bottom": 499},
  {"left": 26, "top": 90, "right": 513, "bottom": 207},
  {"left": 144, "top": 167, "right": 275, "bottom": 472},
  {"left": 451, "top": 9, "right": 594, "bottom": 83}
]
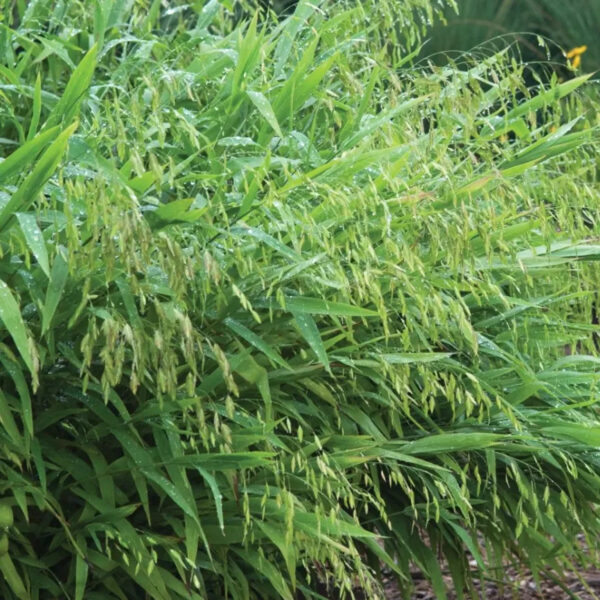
[
  {"left": 424, "top": 0, "right": 600, "bottom": 71},
  {"left": 0, "top": 0, "right": 599, "bottom": 598}
]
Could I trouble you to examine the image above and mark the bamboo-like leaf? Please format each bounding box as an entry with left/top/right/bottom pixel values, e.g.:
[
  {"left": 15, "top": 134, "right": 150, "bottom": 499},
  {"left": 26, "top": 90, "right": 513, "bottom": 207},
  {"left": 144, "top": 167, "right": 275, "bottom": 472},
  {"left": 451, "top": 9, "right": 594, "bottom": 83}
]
[
  {"left": 501, "top": 73, "right": 593, "bottom": 121},
  {"left": 0, "top": 390, "right": 22, "bottom": 445},
  {"left": 233, "top": 548, "right": 294, "bottom": 600},
  {"left": 256, "top": 520, "right": 297, "bottom": 588},
  {"left": 17, "top": 213, "right": 50, "bottom": 277},
  {"left": 75, "top": 536, "right": 89, "bottom": 600},
  {"left": 247, "top": 90, "right": 283, "bottom": 137},
  {"left": 542, "top": 425, "right": 600, "bottom": 446},
  {"left": 195, "top": 466, "right": 224, "bottom": 533},
  {"left": 0, "top": 351, "right": 33, "bottom": 440},
  {"left": 292, "top": 311, "right": 329, "bottom": 370},
  {"left": 0, "top": 122, "right": 77, "bottom": 232},
  {"left": 27, "top": 72, "right": 42, "bottom": 141},
  {"left": 0, "top": 125, "right": 61, "bottom": 184},
  {"left": 403, "top": 433, "right": 503, "bottom": 455},
  {"left": 0, "top": 554, "right": 28, "bottom": 600},
  {"left": 42, "top": 252, "right": 69, "bottom": 334},
  {"left": 0, "top": 282, "right": 34, "bottom": 375},
  {"left": 261, "top": 296, "right": 378, "bottom": 317},
  {"left": 224, "top": 317, "right": 291, "bottom": 369},
  {"left": 167, "top": 452, "right": 274, "bottom": 470},
  {"left": 45, "top": 44, "right": 98, "bottom": 128}
]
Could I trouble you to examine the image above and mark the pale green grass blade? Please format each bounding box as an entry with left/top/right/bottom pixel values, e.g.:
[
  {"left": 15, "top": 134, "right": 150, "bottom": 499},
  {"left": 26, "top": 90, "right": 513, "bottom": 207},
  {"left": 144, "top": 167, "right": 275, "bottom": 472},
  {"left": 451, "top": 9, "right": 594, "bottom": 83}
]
[
  {"left": 16, "top": 213, "right": 50, "bottom": 278},
  {"left": 247, "top": 90, "right": 283, "bottom": 137},
  {"left": 278, "top": 296, "right": 378, "bottom": 317},
  {"left": 403, "top": 433, "right": 504, "bottom": 455},
  {"left": 292, "top": 311, "right": 329, "bottom": 370}
]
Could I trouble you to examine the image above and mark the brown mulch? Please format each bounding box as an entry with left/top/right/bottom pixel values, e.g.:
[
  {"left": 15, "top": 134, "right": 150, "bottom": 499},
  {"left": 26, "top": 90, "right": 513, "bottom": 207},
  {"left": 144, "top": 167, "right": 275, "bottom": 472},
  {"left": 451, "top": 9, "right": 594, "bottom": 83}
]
[
  {"left": 382, "top": 569, "right": 600, "bottom": 599},
  {"left": 305, "top": 542, "right": 600, "bottom": 600},
  {"left": 306, "top": 569, "right": 600, "bottom": 600}
]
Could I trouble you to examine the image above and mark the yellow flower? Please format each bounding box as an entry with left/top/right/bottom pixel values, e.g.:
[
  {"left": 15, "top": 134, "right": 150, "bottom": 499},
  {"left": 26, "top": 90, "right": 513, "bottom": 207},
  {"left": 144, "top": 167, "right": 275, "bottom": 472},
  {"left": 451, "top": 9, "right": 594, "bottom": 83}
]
[{"left": 566, "top": 45, "right": 587, "bottom": 69}]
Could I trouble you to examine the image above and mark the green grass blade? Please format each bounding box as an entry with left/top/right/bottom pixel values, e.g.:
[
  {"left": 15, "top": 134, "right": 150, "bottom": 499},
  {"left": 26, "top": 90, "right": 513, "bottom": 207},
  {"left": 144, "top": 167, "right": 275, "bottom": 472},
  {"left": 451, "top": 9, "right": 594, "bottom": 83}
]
[
  {"left": 0, "top": 281, "right": 33, "bottom": 375},
  {"left": 0, "top": 125, "right": 61, "bottom": 185},
  {"left": 403, "top": 433, "right": 503, "bottom": 455},
  {"left": 16, "top": 213, "right": 50, "bottom": 278},
  {"left": 26, "top": 72, "right": 42, "bottom": 141},
  {"left": 45, "top": 44, "right": 98, "bottom": 129},
  {"left": 264, "top": 296, "right": 378, "bottom": 316},
  {"left": 0, "top": 122, "right": 77, "bottom": 232},
  {"left": 248, "top": 90, "right": 283, "bottom": 138},
  {"left": 42, "top": 252, "right": 69, "bottom": 334},
  {"left": 224, "top": 317, "right": 291, "bottom": 369},
  {"left": 292, "top": 311, "right": 329, "bottom": 370}
]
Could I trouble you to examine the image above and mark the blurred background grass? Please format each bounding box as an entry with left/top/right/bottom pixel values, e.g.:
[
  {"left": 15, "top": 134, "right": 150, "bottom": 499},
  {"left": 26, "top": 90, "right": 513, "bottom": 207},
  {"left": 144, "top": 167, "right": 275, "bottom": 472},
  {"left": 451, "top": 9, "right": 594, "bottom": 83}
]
[
  {"left": 262, "top": 0, "right": 600, "bottom": 72},
  {"left": 421, "top": 0, "right": 600, "bottom": 72}
]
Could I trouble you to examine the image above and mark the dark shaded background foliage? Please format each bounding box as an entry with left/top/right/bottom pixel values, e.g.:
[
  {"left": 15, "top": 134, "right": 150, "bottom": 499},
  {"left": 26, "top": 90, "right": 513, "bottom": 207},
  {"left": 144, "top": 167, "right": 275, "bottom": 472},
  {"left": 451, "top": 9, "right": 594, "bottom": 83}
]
[{"left": 263, "top": 0, "right": 600, "bottom": 71}]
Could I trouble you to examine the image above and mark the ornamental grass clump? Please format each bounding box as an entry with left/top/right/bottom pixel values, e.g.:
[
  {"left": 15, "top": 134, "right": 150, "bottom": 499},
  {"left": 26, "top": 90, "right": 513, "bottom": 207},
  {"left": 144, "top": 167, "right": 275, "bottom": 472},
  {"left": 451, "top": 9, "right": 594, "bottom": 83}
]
[{"left": 0, "top": 1, "right": 599, "bottom": 598}]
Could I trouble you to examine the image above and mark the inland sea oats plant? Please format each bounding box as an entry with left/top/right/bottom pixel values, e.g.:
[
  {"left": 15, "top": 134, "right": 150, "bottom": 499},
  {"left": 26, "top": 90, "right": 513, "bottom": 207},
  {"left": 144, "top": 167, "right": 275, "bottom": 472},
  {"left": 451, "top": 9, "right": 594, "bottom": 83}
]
[{"left": 0, "top": 0, "right": 599, "bottom": 598}]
